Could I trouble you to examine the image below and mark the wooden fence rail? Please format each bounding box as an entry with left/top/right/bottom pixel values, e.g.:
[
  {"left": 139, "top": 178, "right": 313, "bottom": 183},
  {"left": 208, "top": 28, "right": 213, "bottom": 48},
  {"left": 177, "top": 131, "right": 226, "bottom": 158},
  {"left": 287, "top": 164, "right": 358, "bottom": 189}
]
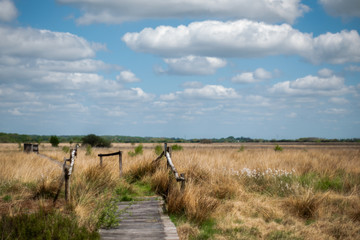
[
  {"left": 98, "top": 151, "right": 123, "bottom": 177},
  {"left": 154, "top": 143, "right": 186, "bottom": 190}
]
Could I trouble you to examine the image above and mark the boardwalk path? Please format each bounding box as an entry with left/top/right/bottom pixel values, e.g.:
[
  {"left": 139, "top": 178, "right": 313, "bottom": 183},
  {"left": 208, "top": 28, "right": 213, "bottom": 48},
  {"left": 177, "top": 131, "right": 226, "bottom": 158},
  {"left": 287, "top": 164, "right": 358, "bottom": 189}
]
[{"left": 100, "top": 197, "right": 179, "bottom": 240}]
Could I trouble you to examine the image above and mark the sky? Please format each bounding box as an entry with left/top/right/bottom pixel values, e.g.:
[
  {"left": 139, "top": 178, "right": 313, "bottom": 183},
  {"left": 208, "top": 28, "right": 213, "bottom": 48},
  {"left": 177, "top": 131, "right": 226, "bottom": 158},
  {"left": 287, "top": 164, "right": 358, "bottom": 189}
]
[{"left": 0, "top": 0, "right": 359, "bottom": 139}]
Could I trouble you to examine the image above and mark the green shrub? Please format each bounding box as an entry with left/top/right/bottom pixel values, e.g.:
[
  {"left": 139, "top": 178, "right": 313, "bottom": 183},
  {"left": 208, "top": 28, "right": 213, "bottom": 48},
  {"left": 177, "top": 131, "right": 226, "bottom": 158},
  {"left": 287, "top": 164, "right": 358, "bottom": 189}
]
[
  {"left": 274, "top": 145, "right": 283, "bottom": 151},
  {"left": 86, "top": 145, "right": 92, "bottom": 156},
  {"left": 154, "top": 145, "right": 163, "bottom": 155},
  {"left": 128, "top": 144, "right": 143, "bottom": 157},
  {"left": 238, "top": 145, "right": 245, "bottom": 152},
  {"left": 49, "top": 135, "right": 60, "bottom": 147},
  {"left": 0, "top": 210, "right": 99, "bottom": 239},
  {"left": 82, "top": 134, "right": 111, "bottom": 148},
  {"left": 171, "top": 144, "right": 183, "bottom": 151}
]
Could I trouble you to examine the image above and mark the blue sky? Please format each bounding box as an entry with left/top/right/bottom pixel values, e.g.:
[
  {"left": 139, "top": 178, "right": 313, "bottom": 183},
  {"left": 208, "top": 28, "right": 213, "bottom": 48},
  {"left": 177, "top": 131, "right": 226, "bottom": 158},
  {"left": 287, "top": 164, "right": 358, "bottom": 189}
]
[{"left": 0, "top": 0, "right": 359, "bottom": 139}]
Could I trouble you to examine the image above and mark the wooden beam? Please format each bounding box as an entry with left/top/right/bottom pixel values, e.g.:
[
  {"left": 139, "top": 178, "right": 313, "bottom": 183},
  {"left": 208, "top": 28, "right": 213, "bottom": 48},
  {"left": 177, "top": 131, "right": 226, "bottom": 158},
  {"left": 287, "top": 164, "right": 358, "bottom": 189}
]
[{"left": 98, "top": 151, "right": 122, "bottom": 157}]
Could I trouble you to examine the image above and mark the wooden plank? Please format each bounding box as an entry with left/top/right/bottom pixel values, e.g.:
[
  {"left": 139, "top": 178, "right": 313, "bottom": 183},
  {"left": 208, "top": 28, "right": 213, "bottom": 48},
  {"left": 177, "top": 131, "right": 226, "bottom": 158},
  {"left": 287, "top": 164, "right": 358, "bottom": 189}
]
[
  {"left": 98, "top": 151, "right": 121, "bottom": 157},
  {"left": 100, "top": 197, "right": 179, "bottom": 240}
]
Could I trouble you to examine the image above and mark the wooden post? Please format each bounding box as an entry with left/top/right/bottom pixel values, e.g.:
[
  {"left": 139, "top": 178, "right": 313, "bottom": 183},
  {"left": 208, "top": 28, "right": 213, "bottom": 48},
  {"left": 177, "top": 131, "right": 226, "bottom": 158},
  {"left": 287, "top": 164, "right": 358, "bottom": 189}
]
[
  {"left": 100, "top": 156, "right": 103, "bottom": 167},
  {"left": 119, "top": 151, "right": 122, "bottom": 177},
  {"left": 168, "top": 146, "right": 172, "bottom": 157},
  {"left": 64, "top": 166, "right": 70, "bottom": 202},
  {"left": 164, "top": 143, "right": 169, "bottom": 169},
  {"left": 180, "top": 173, "right": 185, "bottom": 190}
]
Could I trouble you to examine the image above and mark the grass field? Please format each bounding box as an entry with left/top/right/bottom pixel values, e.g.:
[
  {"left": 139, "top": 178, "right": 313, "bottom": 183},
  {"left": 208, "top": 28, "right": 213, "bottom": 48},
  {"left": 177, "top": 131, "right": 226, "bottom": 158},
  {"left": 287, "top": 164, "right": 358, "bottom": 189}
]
[{"left": 0, "top": 142, "right": 359, "bottom": 239}]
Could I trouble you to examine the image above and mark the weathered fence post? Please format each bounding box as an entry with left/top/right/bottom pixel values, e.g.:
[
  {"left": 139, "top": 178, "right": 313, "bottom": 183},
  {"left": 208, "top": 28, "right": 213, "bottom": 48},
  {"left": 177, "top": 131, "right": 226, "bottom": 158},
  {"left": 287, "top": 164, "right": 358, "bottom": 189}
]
[
  {"left": 180, "top": 173, "right": 185, "bottom": 190},
  {"left": 164, "top": 143, "right": 170, "bottom": 169},
  {"left": 100, "top": 155, "right": 103, "bottom": 167},
  {"left": 64, "top": 166, "right": 70, "bottom": 202},
  {"left": 119, "top": 151, "right": 123, "bottom": 177}
]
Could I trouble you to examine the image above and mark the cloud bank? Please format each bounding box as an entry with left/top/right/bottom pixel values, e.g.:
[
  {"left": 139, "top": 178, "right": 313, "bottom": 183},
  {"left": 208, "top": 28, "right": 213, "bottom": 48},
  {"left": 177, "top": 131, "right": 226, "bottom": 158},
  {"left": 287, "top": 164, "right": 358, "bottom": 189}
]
[
  {"left": 123, "top": 20, "right": 360, "bottom": 64},
  {"left": 58, "top": 0, "right": 308, "bottom": 25},
  {"left": 319, "top": 0, "right": 360, "bottom": 18}
]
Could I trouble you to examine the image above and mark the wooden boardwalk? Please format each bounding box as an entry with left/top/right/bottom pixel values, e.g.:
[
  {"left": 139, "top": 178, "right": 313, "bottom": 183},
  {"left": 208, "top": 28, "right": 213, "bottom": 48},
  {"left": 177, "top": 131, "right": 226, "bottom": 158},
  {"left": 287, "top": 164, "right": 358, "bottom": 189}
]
[{"left": 99, "top": 197, "right": 179, "bottom": 240}]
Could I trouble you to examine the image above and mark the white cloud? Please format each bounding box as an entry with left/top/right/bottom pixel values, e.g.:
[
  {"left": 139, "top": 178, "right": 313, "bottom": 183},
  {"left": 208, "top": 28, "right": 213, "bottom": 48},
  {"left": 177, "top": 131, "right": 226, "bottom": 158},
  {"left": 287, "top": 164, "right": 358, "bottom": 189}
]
[
  {"left": 317, "top": 68, "right": 333, "bottom": 77},
  {"left": 36, "top": 59, "right": 109, "bottom": 73},
  {"left": 0, "top": 0, "right": 17, "bottom": 22},
  {"left": 322, "top": 108, "right": 349, "bottom": 114},
  {"left": 123, "top": 20, "right": 360, "bottom": 64},
  {"left": 287, "top": 112, "right": 297, "bottom": 118},
  {"left": 319, "top": 0, "right": 360, "bottom": 18},
  {"left": 160, "top": 84, "right": 240, "bottom": 100},
  {"left": 329, "top": 97, "right": 349, "bottom": 104},
  {"left": 183, "top": 85, "right": 239, "bottom": 99},
  {"left": 346, "top": 65, "right": 360, "bottom": 72},
  {"left": 116, "top": 71, "right": 140, "bottom": 83},
  {"left": 58, "top": 0, "right": 308, "bottom": 25},
  {"left": 8, "top": 108, "right": 22, "bottom": 116},
  {"left": 245, "top": 95, "right": 270, "bottom": 106},
  {"left": 269, "top": 73, "right": 354, "bottom": 96},
  {"left": 0, "top": 26, "right": 98, "bottom": 60},
  {"left": 290, "top": 75, "right": 344, "bottom": 90},
  {"left": 232, "top": 68, "right": 272, "bottom": 83},
  {"left": 160, "top": 56, "right": 226, "bottom": 75}
]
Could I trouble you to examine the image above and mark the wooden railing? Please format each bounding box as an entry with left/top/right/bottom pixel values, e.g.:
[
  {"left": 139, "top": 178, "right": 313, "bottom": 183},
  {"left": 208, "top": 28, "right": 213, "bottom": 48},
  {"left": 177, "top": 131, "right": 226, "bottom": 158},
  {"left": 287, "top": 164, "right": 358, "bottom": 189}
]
[
  {"left": 153, "top": 143, "right": 186, "bottom": 190},
  {"left": 98, "top": 151, "right": 123, "bottom": 177}
]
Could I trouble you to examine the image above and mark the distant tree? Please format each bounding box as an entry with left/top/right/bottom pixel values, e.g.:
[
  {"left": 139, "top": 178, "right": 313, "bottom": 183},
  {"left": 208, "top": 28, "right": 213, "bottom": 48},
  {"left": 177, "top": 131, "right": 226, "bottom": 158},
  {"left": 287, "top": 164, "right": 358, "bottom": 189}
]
[
  {"left": 82, "top": 134, "right": 111, "bottom": 148},
  {"left": 50, "top": 136, "right": 60, "bottom": 147}
]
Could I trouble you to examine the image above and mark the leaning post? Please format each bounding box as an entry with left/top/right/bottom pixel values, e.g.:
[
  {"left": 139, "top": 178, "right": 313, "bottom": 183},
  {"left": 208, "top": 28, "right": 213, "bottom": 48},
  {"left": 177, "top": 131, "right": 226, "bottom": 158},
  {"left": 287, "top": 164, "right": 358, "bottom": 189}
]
[{"left": 119, "top": 151, "right": 123, "bottom": 177}]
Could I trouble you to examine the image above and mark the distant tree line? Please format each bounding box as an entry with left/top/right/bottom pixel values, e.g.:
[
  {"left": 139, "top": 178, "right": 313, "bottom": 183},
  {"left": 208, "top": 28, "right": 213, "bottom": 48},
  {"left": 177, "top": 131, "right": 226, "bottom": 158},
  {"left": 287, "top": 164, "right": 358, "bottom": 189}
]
[{"left": 0, "top": 132, "right": 359, "bottom": 144}]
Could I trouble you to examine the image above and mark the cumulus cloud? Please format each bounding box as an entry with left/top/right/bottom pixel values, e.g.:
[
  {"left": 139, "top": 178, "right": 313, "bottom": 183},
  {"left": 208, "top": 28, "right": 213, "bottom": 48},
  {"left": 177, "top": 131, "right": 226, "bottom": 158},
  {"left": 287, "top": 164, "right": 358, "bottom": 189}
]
[
  {"left": 158, "top": 56, "right": 226, "bottom": 75},
  {"left": 0, "top": 0, "right": 17, "bottom": 22},
  {"left": 122, "top": 20, "right": 360, "bottom": 64},
  {"left": 319, "top": 0, "right": 360, "bottom": 18},
  {"left": 232, "top": 68, "right": 273, "bottom": 83},
  {"left": 0, "top": 26, "right": 99, "bottom": 61},
  {"left": 58, "top": 0, "right": 308, "bottom": 25},
  {"left": 269, "top": 73, "right": 354, "bottom": 96},
  {"left": 317, "top": 68, "right": 333, "bottom": 77},
  {"left": 36, "top": 59, "right": 109, "bottom": 73},
  {"left": 116, "top": 70, "right": 140, "bottom": 83},
  {"left": 160, "top": 85, "right": 240, "bottom": 100}
]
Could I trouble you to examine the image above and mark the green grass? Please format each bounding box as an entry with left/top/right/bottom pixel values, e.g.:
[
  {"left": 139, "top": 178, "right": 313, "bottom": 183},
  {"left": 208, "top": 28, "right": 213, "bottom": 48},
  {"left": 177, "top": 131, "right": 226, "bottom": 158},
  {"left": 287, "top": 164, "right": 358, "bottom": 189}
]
[
  {"left": 192, "top": 219, "right": 220, "bottom": 240},
  {"left": 0, "top": 209, "right": 99, "bottom": 240},
  {"left": 221, "top": 226, "right": 261, "bottom": 240},
  {"left": 297, "top": 171, "right": 360, "bottom": 193},
  {"left": 266, "top": 230, "right": 303, "bottom": 240}
]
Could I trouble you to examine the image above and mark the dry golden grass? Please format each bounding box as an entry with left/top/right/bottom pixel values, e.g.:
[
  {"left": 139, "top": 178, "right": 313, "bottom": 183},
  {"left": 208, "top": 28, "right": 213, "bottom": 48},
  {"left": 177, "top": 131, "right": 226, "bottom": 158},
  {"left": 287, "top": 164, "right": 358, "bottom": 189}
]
[{"left": 1, "top": 143, "right": 359, "bottom": 239}]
